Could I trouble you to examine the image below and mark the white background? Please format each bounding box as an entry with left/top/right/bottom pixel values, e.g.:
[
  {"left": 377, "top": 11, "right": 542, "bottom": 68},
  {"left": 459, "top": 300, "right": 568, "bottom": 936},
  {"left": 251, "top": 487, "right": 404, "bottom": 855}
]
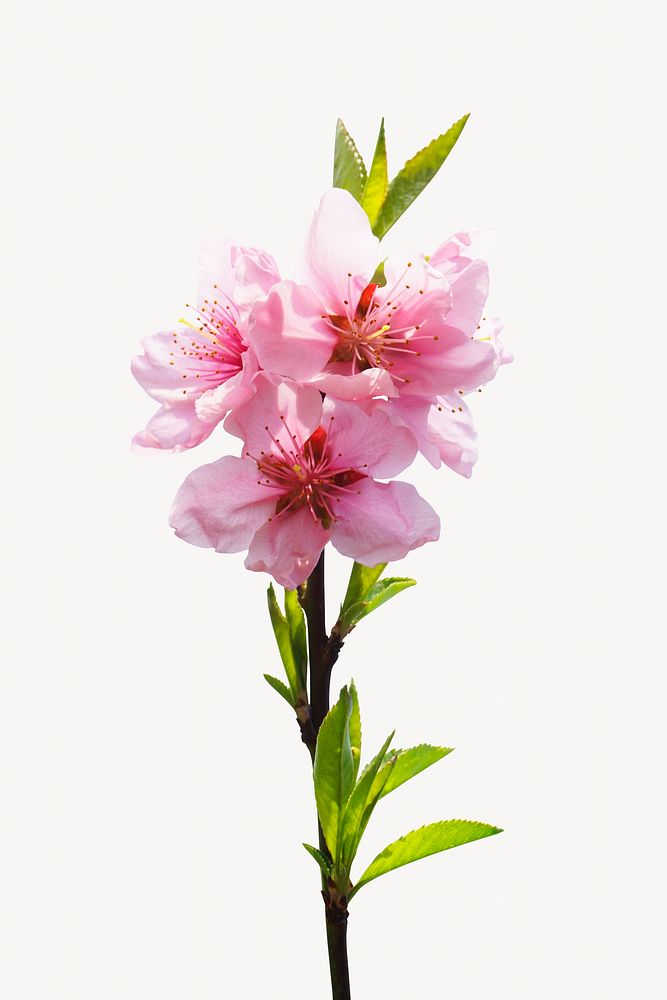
[{"left": 2, "top": 1, "right": 665, "bottom": 997}]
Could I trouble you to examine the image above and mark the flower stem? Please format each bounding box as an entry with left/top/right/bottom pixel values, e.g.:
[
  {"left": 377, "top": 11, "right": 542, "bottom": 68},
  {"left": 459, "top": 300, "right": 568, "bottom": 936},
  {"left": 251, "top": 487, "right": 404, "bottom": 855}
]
[{"left": 303, "top": 550, "right": 351, "bottom": 1000}]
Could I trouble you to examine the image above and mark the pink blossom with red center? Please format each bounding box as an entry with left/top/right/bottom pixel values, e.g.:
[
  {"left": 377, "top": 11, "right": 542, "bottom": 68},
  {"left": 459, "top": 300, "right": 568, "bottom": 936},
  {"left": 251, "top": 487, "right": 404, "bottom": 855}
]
[
  {"left": 131, "top": 240, "right": 280, "bottom": 452},
  {"left": 247, "top": 188, "right": 508, "bottom": 473},
  {"left": 169, "top": 379, "right": 440, "bottom": 589}
]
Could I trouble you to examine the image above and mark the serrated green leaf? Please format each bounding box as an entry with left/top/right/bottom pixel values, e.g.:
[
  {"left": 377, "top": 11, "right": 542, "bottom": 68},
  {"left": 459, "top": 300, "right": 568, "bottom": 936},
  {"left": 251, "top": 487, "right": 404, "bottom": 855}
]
[
  {"left": 303, "top": 842, "right": 332, "bottom": 878},
  {"left": 361, "top": 578, "right": 416, "bottom": 618},
  {"left": 340, "top": 731, "right": 395, "bottom": 869},
  {"left": 340, "top": 577, "right": 416, "bottom": 634},
  {"left": 284, "top": 588, "right": 307, "bottom": 691},
  {"left": 360, "top": 118, "right": 388, "bottom": 227},
  {"left": 267, "top": 584, "right": 299, "bottom": 695},
  {"left": 373, "top": 114, "right": 470, "bottom": 239},
  {"left": 333, "top": 119, "right": 367, "bottom": 203},
  {"left": 349, "top": 820, "right": 502, "bottom": 898},
  {"left": 313, "top": 687, "right": 355, "bottom": 861},
  {"left": 263, "top": 673, "right": 295, "bottom": 707},
  {"left": 376, "top": 744, "right": 453, "bottom": 799},
  {"left": 349, "top": 680, "right": 362, "bottom": 784},
  {"left": 341, "top": 562, "right": 387, "bottom": 614}
]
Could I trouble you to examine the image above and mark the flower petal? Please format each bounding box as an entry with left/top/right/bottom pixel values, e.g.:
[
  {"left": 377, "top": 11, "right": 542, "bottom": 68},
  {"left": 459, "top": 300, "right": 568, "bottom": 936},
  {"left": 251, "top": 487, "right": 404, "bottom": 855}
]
[
  {"left": 249, "top": 280, "right": 337, "bottom": 381},
  {"left": 444, "top": 258, "right": 489, "bottom": 338},
  {"left": 392, "top": 396, "right": 478, "bottom": 476},
  {"left": 197, "top": 238, "right": 236, "bottom": 308},
  {"left": 331, "top": 479, "right": 440, "bottom": 565},
  {"left": 170, "top": 455, "right": 274, "bottom": 553},
  {"left": 131, "top": 330, "right": 200, "bottom": 404},
  {"left": 245, "top": 507, "right": 329, "bottom": 589},
  {"left": 481, "top": 316, "right": 514, "bottom": 366},
  {"left": 194, "top": 352, "right": 259, "bottom": 424},
  {"left": 429, "top": 230, "right": 497, "bottom": 276},
  {"left": 385, "top": 321, "right": 498, "bottom": 397},
  {"left": 322, "top": 398, "right": 417, "bottom": 478},
  {"left": 224, "top": 377, "right": 323, "bottom": 458},
  {"left": 310, "top": 367, "right": 398, "bottom": 400},
  {"left": 305, "top": 189, "right": 379, "bottom": 311},
  {"left": 132, "top": 399, "right": 216, "bottom": 453},
  {"left": 230, "top": 244, "right": 281, "bottom": 317}
]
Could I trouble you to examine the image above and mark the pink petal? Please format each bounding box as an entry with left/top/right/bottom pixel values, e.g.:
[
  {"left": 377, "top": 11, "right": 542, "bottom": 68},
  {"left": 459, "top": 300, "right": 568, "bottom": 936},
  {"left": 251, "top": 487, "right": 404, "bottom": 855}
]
[
  {"left": 197, "top": 238, "right": 236, "bottom": 309},
  {"left": 392, "top": 396, "right": 478, "bottom": 476},
  {"left": 482, "top": 316, "right": 514, "bottom": 366},
  {"left": 245, "top": 507, "right": 329, "bottom": 589},
  {"left": 310, "top": 367, "right": 398, "bottom": 400},
  {"left": 132, "top": 399, "right": 216, "bottom": 453},
  {"left": 249, "top": 280, "right": 337, "bottom": 380},
  {"left": 305, "top": 189, "right": 379, "bottom": 311},
  {"left": 331, "top": 479, "right": 440, "bottom": 565},
  {"left": 322, "top": 398, "right": 417, "bottom": 478},
  {"left": 131, "top": 330, "right": 200, "bottom": 404},
  {"left": 429, "top": 231, "right": 496, "bottom": 276},
  {"left": 194, "top": 353, "right": 258, "bottom": 424},
  {"left": 229, "top": 244, "right": 281, "bottom": 317},
  {"left": 224, "top": 377, "right": 323, "bottom": 459},
  {"left": 443, "top": 258, "right": 489, "bottom": 338},
  {"left": 170, "top": 455, "right": 274, "bottom": 553},
  {"left": 397, "top": 323, "right": 499, "bottom": 397}
]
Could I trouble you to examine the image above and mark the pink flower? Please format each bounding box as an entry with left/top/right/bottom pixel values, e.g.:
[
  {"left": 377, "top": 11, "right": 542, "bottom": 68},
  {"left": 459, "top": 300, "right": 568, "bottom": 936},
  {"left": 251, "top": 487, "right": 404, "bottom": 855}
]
[
  {"left": 131, "top": 240, "right": 280, "bottom": 452},
  {"left": 169, "top": 379, "right": 440, "bottom": 589},
  {"left": 247, "top": 188, "right": 504, "bottom": 471}
]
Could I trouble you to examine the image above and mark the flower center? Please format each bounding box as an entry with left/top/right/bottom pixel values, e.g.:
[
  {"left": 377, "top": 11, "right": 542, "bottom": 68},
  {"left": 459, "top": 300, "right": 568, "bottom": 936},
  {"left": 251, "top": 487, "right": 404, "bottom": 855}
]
[
  {"left": 249, "top": 421, "right": 366, "bottom": 528},
  {"left": 324, "top": 268, "right": 431, "bottom": 380},
  {"left": 171, "top": 286, "right": 246, "bottom": 396}
]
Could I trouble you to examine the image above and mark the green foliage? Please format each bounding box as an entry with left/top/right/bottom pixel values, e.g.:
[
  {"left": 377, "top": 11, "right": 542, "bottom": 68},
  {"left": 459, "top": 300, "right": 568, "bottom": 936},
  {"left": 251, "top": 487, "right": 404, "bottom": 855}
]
[
  {"left": 373, "top": 114, "right": 470, "bottom": 239},
  {"left": 370, "top": 259, "right": 386, "bottom": 286},
  {"left": 313, "top": 687, "right": 356, "bottom": 863},
  {"left": 284, "top": 588, "right": 307, "bottom": 692},
  {"left": 333, "top": 119, "right": 367, "bottom": 203},
  {"left": 311, "top": 686, "right": 501, "bottom": 902},
  {"left": 303, "top": 843, "right": 332, "bottom": 878},
  {"left": 338, "top": 562, "right": 416, "bottom": 637},
  {"left": 341, "top": 562, "right": 387, "bottom": 612},
  {"left": 349, "top": 681, "right": 362, "bottom": 783},
  {"left": 339, "top": 732, "right": 395, "bottom": 869},
  {"left": 348, "top": 820, "right": 502, "bottom": 898},
  {"left": 360, "top": 118, "right": 388, "bottom": 228},
  {"left": 332, "top": 114, "right": 470, "bottom": 239},
  {"left": 377, "top": 744, "right": 453, "bottom": 799},
  {"left": 266, "top": 585, "right": 308, "bottom": 704},
  {"left": 263, "top": 673, "right": 295, "bottom": 708}
]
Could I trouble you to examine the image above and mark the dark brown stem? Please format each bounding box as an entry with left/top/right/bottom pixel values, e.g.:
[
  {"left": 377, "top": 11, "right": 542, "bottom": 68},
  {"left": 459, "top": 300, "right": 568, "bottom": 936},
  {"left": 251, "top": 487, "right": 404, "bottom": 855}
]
[
  {"left": 302, "top": 550, "right": 351, "bottom": 1000},
  {"left": 325, "top": 900, "right": 351, "bottom": 1000},
  {"left": 304, "top": 550, "right": 330, "bottom": 734}
]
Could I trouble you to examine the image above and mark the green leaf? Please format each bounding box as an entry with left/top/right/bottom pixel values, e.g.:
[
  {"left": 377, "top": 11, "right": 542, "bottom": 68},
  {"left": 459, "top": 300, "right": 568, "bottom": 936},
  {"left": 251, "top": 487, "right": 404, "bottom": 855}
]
[
  {"left": 267, "top": 584, "right": 299, "bottom": 695},
  {"left": 360, "top": 118, "right": 388, "bottom": 227},
  {"left": 333, "top": 119, "right": 367, "bottom": 203},
  {"left": 341, "top": 562, "right": 387, "bottom": 613},
  {"left": 377, "top": 744, "right": 453, "bottom": 799},
  {"left": 303, "top": 843, "right": 332, "bottom": 878},
  {"left": 359, "top": 577, "right": 416, "bottom": 619},
  {"left": 370, "top": 260, "right": 386, "bottom": 286},
  {"left": 349, "top": 681, "right": 362, "bottom": 783},
  {"left": 263, "top": 673, "right": 295, "bottom": 708},
  {"left": 340, "top": 577, "right": 416, "bottom": 634},
  {"left": 349, "top": 820, "right": 502, "bottom": 898},
  {"left": 284, "top": 588, "right": 307, "bottom": 692},
  {"left": 373, "top": 114, "right": 470, "bottom": 240},
  {"left": 313, "top": 687, "right": 355, "bottom": 862},
  {"left": 340, "top": 731, "right": 395, "bottom": 869}
]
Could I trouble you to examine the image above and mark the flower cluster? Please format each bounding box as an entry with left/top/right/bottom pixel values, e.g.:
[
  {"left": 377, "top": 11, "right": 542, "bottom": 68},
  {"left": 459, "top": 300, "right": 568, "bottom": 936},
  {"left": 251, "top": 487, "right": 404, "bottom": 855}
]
[{"left": 132, "top": 189, "right": 511, "bottom": 588}]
